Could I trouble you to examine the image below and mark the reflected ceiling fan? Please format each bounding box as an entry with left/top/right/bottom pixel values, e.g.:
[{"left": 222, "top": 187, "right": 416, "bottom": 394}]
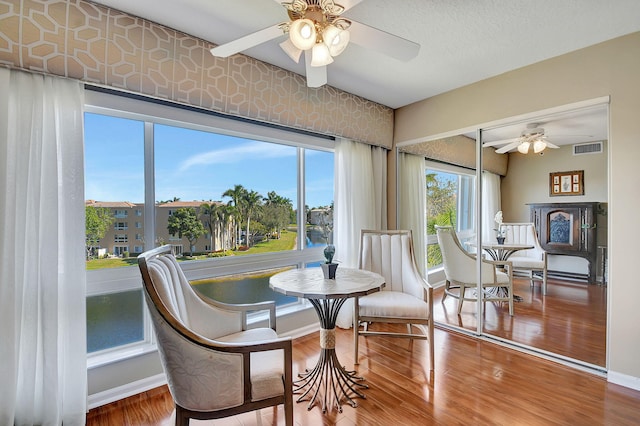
[
  {"left": 209, "top": 0, "right": 420, "bottom": 88},
  {"left": 484, "top": 123, "right": 563, "bottom": 154}
]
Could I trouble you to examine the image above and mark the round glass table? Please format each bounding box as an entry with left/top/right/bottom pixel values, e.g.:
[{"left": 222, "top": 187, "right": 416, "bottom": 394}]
[{"left": 269, "top": 267, "right": 385, "bottom": 413}]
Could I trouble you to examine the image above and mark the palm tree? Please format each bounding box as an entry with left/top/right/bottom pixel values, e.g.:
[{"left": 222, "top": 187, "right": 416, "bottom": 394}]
[
  {"left": 199, "top": 202, "right": 221, "bottom": 252},
  {"left": 223, "top": 184, "right": 247, "bottom": 249},
  {"left": 220, "top": 203, "right": 234, "bottom": 251},
  {"left": 243, "top": 190, "right": 263, "bottom": 247}
]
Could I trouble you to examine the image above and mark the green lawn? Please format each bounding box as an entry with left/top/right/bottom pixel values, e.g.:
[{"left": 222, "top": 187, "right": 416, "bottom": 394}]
[{"left": 85, "top": 230, "right": 298, "bottom": 270}]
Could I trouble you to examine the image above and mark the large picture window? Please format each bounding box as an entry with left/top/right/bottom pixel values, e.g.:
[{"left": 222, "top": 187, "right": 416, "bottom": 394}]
[
  {"left": 84, "top": 91, "right": 334, "bottom": 363},
  {"left": 425, "top": 163, "right": 476, "bottom": 269}
]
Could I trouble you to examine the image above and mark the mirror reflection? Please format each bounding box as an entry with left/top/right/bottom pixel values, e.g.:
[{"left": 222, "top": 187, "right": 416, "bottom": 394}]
[{"left": 398, "top": 104, "right": 608, "bottom": 368}]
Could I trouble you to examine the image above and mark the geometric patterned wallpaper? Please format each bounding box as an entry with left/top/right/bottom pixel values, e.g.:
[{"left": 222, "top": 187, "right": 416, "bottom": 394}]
[{"left": 0, "top": 0, "right": 393, "bottom": 148}]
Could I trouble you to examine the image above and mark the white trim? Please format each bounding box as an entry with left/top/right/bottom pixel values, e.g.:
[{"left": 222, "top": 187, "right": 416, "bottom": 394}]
[
  {"left": 280, "top": 322, "right": 320, "bottom": 340},
  {"left": 424, "top": 160, "right": 475, "bottom": 176},
  {"left": 608, "top": 370, "right": 640, "bottom": 392},
  {"left": 87, "top": 373, "right": 167, "bottom": 410}
]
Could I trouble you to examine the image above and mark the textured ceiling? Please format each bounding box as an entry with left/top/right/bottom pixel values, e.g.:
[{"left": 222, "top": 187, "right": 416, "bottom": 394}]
[{"left": 91, "top": 0, "right": 640, "bottom": 109}]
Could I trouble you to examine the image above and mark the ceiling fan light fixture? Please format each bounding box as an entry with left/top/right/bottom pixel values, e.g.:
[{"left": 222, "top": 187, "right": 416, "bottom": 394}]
[
  {"left": 323, "top": 25, "right": 350, "bottom": 56},
  {"left": 311, "top": 43, "right": 333, "bottom": 66},
  {"left": 517, "top": 141, "right": 531, "bottom": 154},
  {"left": 279, "top": 38, "right": 303, "bottom": 63},
  {"left": 289, "top": 18, "right": 316, "bottom": 50},
  {"left": 533, "top": 139, "right": 547, "bottom": 153}
]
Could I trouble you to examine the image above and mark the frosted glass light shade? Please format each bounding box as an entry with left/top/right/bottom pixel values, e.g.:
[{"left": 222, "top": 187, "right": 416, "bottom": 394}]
[
  {"left": 289, "top": 19, "right": 316, "bottom": 50},
  {"left": 517, "top": 141, "right": 530, "bottom": 154},
  {"left": 323, "top": 25, "right": 350, "bottom": 56},
  {"left": 533, "top": 139, "right": 547, "bottom": 153},
  {"left": 311, "top": 43, "right": 333, "bottom": 66}
]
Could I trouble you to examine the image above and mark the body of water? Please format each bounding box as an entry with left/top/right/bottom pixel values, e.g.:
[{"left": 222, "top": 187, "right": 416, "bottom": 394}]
[{"left": 88, "top": 229, "right": 327, "bottom": 353}]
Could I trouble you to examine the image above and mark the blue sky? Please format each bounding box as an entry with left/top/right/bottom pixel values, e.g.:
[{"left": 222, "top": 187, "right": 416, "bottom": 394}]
[{"left": 84, "top": 113, "right": 334, "bottom": 208}]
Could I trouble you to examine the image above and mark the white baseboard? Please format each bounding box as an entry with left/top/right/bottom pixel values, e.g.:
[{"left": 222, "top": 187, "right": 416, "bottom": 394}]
[
  {"left": 87, "top": 373, "right": 166, "bottom": 410},
  {"left": 608, "top": 370, "right": 640, "bottom": 391},
  {"left": 283, "top": 323, "right": 319, "bottom": 340}
]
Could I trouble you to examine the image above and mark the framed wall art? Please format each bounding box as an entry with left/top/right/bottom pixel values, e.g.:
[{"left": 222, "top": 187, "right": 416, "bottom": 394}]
[{"left": 550, "top": 170, "right": 584, "bottom": 196}]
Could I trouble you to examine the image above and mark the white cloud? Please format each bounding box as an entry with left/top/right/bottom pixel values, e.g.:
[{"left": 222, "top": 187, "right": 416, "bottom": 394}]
[{"left": 178, "top": 141, "right": 295, "bottom": 172}]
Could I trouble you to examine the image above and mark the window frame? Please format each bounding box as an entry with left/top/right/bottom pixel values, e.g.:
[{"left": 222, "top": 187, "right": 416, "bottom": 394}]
[{"left": 85, "top": 87, "right": 334, "bottom": 368}]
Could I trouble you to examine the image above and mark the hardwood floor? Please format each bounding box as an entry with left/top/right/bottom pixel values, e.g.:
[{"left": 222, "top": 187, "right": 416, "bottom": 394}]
[
  {"left": 434, "top": 276, "right": 607, "bottom": 366},
  {"left": 87, "top": 322, "right": 640, "bottom": 425}
]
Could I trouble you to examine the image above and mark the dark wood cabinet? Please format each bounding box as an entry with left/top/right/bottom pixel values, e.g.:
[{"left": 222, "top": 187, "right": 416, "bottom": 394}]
[{"left": 529, "top": 202, "right": 599, "bottom": 282}]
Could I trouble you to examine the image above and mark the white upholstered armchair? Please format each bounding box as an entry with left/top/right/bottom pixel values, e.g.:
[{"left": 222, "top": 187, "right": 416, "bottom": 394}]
[
  {"left": 137, "top": 245, "right": 293, "bottom": 426},
  {"left": 354, "top": 230, "right": 434, "bottom": 371},
  {"left": 500, "top": 222, "right": 548, "bottom": 295},
  {"left": 436, "top": 226, "right": 514, "bottom": 316}
]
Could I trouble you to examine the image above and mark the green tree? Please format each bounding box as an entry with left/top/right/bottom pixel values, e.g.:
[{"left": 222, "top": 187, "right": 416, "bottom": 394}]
[
  {"left": 243, "top": 190, "right": 263, "bottom": 247},
  {"left": 425, "top": 172, "right": 457, "bottom": 267},
  {"left": 200, "top": 202, "right": 222, "bottom": 252},
  {"left": 223, "top": 184, "right": 247, "bottom": 249},
  {"left": 262, "top": 191, "right": 293, "bottom": 239},
  {"left": 85, "top": 206, "right": 114, "bottom": 259},
  {"left": 167, "top": 207, "right": 205, "bottom": 256},
  {"left": 220, "top": 204, "right": 234, "bottom": 251}
]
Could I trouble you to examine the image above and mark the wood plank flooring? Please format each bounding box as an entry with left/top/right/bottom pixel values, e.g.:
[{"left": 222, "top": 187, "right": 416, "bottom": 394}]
[
  {"left": 87, "top": 321, "right": 640, "bottom": 425},
  {"left": 434, "top": 276, "right": 607, "bottom": 366}
]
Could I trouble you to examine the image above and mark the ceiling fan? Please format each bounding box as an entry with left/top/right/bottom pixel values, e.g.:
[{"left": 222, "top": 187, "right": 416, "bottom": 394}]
[
  {"left": 209, "top": 0, "right": 420, "bottom": 88},
  {"left": 484, "top": 123, "right": 562, "bottom": 154}
]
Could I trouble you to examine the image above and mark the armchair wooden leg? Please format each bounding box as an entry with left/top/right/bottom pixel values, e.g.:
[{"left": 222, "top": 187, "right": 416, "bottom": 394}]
[
  {"left": 175, "top": 405, "right": 189, "bottom": 426},
  {"left": 457, "top": 284, "right": 466, "bottom": 314}
]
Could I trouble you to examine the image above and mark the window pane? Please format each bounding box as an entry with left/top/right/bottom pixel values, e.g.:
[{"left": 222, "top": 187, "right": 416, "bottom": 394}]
[
  {"left": 87, "top": 290, "right": 144, "bottom": 353},
  {"left": 426, "top": 169, "right": 476, "bottom": 268},
  {"left": 305, "top": 150, "right": 334, "bottom": 248},
  {"left": 154, "top": 125, "right": 298, "bottom": 259},
  {"left": 84, "top": 113, "right": 144, "bottom": 267},
  {"left": 192, "top": 267, "right": 298, "bottom": 306}
]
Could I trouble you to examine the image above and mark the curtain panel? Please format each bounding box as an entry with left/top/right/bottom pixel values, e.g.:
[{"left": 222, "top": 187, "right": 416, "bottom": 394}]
[
  {"left": 398, "top": 153, "right": 427, "bottom": 275},
  {"left": 0, "top": 69, "right": 87, "bottom": 425},
  {"left": 333, "top": 138, "right": 387, "bottom": 328},
  {"left": 482, "top": 171, "right": 502, "bottom": 243}
]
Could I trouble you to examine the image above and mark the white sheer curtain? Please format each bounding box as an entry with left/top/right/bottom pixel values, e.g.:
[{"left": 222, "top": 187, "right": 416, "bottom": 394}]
[
  {"left": 398, "top": 152, "right": 426, "bottom": 275},
  {"left": 333, "top": 138, "right": 387, "bottom": 267},
  {"left": 482, "top": 171, "right": 502, "bottom": 243},
  {"left": 333, "top": 138, "right": 387, "bottom": 328},
  {"left": 0, "top": 69, "right": 87, "bottom": 425}
]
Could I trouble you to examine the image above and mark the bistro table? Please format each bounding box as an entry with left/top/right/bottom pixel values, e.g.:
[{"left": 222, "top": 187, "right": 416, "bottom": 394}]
[
  {"left": 482, "top": 242, "right": 533, "bottom": 301},
  {"left": 269, "top": 267, "right": 385, "bottom": 413}
]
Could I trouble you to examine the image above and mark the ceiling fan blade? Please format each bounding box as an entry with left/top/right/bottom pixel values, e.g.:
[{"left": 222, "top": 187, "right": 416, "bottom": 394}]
[
  {"left": 483, "top": 138, "right": 518, "bottom": 148},
  {"left": 304, "top": 50, "right": 327, "bottom": 88},
  {"left": 495, "top": 141, "right": 522, "bottom": 154},
  {"left": 546, "top": 142, "right": 560, "bottom": 149},
  {"left": 348, "top": 20, "right": 420, "bottom": 61},
  {"left": 210, "top": 25, "right": 284, "bottom": 58}
]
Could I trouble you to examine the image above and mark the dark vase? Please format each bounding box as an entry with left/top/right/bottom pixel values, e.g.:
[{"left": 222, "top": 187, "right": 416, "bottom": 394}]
[
  {"left": 321, "top": 262, "right": 338, "bottom": 279},
  {"left": 496, "top": 237, "right": 505, "bottom": 245}
]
